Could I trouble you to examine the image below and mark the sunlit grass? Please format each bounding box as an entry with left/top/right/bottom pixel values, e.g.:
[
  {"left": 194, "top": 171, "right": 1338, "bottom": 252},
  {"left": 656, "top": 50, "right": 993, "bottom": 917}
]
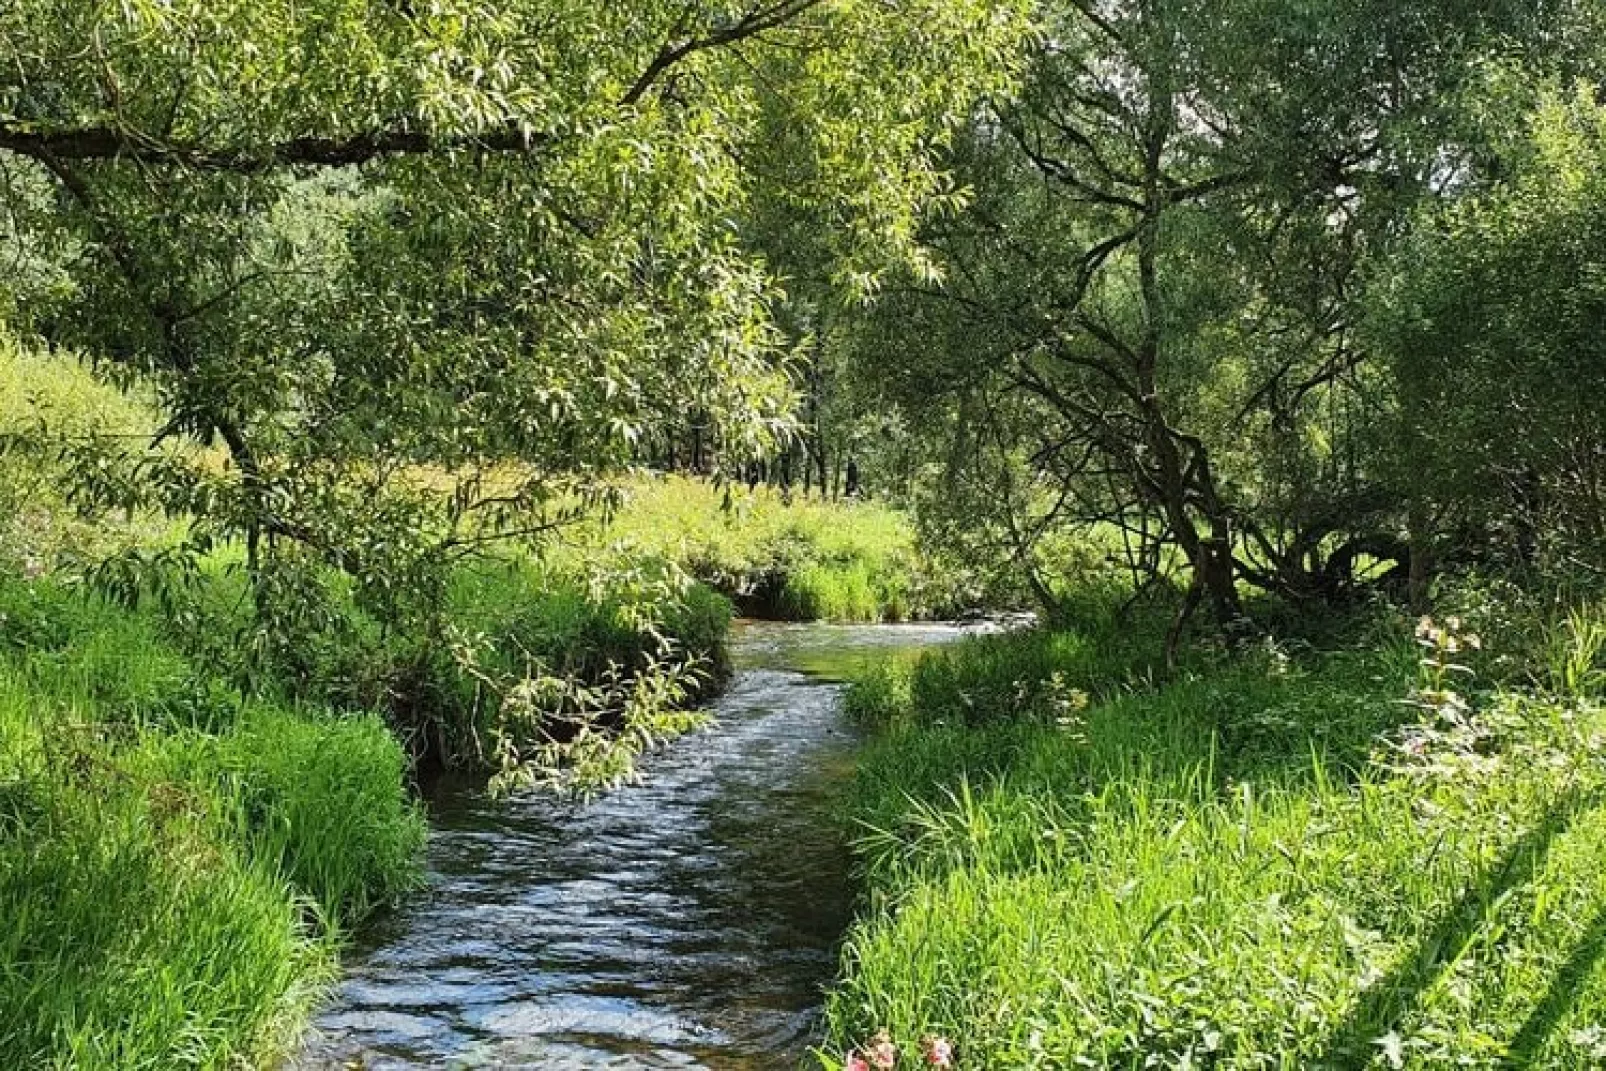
[
  {"left": 0, "top": 581, "right": 425, "bottom": 1068},
  {"left": 824, "top": 610, "right": 1606, "bottom": 1068},
  {"left": 567, "top": 475, "right": 953, "bottom": 622}
]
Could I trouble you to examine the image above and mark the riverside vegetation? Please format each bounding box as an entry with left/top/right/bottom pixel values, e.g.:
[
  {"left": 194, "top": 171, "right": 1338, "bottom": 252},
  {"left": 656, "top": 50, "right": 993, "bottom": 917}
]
[
  {"left": 9, "top": 1, "right": 1606, "bottom": 1067},
  {"left": 0, "top": 341, "right": 957, "bottom": 1067},
  {"left": 823, "top": 589, "right": 1606, "bottom": 1068}
]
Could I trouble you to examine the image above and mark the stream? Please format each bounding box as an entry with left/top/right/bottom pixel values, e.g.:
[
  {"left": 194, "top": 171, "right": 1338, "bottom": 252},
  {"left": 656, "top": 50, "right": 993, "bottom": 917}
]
[{"left": 295, "top": 620, "right": 975, "bottom": 1070}]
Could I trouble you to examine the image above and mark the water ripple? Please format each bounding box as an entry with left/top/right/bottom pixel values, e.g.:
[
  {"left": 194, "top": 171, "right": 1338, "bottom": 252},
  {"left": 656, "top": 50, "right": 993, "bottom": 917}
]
[{"left": 296, "top": 622, "right": 973, "bottom": 1070}]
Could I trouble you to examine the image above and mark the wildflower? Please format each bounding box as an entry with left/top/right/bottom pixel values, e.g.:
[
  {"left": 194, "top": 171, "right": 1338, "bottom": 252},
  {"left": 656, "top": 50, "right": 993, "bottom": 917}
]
[
  {"left": 922, "top": 1034, "right": 955, "bottom": 1067},
  {"left": 846, "top": 1055, "right": 871, "bottom": 1071},
  {"left": 866, "top": 1031, "right": 899, "bottom": 1069}
]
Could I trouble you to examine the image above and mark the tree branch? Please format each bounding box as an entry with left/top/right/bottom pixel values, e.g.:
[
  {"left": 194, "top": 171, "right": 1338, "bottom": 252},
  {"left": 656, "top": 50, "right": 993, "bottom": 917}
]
[
  {"left": 621, "top": 0, "right": 825, "bottom": 106},
  {"left": 0, "top": 0, "right": 827, "bottom": 173},
  {"left": 0, "top": 122, "right": 551, "bottom": 173}
]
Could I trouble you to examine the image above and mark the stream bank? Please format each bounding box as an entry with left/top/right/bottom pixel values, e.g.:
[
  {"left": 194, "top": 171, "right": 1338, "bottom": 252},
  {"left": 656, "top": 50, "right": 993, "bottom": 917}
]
[{"left": 297, "top": 621, "right": 976, "bottom": 1069}]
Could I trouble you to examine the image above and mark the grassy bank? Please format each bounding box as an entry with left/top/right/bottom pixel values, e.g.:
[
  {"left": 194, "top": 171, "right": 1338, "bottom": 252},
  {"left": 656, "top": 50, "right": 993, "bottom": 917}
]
[
  {"left": 0, "top": 577, "right": 425, "bottom": 1068},
  {"left": 824, "top": 599, "right": 1606, "bottom": 1068},
  {"left": 0, "top": 541, "right": 732, "bottom": 1063},
  {"left": 571, "top": 475, "right": 968, "bottom": 623}
]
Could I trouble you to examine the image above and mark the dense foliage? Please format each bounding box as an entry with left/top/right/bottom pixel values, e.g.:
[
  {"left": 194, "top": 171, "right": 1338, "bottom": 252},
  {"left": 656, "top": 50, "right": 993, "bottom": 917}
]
[
  {"left": 833, "top": 0, "right": 1606, "bottom": 640},
  {"left": 0, "top": 0, "right": 1028, "bottom": 660},
  {"left": 8, "top": 0, "right": 1606, "bottom": 1067}
]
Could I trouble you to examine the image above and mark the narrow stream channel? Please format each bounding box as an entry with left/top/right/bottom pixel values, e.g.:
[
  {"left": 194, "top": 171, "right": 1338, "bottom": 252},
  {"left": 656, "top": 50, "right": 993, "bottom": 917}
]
[{"left": 296, "top": 621, "right": 974, "bottom": 1070}]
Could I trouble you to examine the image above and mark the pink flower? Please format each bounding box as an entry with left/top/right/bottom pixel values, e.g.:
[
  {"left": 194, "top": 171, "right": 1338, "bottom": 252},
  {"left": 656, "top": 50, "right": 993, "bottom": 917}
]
[
  {"left": 845, "top": 1055, "right": 871, "bottom": 1071},
  {"left": 866, "top": 1031, "right": 899, "bottom": 1070},
  {"left": 922, "top": 1035, "right": 955, "bottom": 1067}
]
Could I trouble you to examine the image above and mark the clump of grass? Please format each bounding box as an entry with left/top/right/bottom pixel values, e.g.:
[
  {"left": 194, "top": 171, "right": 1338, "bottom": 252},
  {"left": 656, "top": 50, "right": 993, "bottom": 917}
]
[
  {"left": 1542, "top": 603, "right": 1606, "bottom": 699},
  {"left": 148, "top": 706, "right": 426, "bottom": 922},
  {"left": 781, "top": 560, "right": 894, "bottom": 623},
  {"left": 823, "top": 604, "right": 1606, "bottom": 1068},
  {"left": 0, "top": 761, "right": 334, "bottom": 1069},
  {"left": 0, "top": 581, "right": 425, "bottom": 1069}
]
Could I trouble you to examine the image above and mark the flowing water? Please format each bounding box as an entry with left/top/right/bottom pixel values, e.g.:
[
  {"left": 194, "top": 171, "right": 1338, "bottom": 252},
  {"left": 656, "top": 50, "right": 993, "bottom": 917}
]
[{"left": 296, "top": 621, "right": 976, "bottom": 1070}]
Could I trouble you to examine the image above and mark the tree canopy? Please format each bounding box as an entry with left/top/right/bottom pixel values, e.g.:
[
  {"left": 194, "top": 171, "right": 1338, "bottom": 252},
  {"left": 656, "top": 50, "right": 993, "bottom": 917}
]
[
  {"left": 830, "top": 0, "right": 1604, "bottom": 638},
  {"left": 7, "top": 0, "right": 1606, "bottom": 646},
  {"left": 1, "top": 0, "right": 1028, "bottom": 635}
]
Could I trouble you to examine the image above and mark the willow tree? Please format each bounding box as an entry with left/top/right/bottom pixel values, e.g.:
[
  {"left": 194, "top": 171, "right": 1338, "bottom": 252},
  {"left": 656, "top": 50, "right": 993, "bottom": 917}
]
[
  {"left": 1377, "top": 82, "right": 1606, "bottom": 573},
  {"left": 843, "top": 0, "right": 1563, "bottom": 634},
  {"left": 0, "top": 0, "right": 1028, "bottom": 633}
]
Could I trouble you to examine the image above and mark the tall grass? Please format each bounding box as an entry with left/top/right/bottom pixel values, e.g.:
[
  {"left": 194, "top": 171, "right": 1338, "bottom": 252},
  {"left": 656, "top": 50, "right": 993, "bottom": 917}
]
[
  {"left": 0, "top": 581, "right": 425, "bottom": 1068},
  {"left": 823, "top": 604, "right": 1606, "bottom": 1069},
  {"left": 571, "top": 475, "right": 960, "bottom": 622}
]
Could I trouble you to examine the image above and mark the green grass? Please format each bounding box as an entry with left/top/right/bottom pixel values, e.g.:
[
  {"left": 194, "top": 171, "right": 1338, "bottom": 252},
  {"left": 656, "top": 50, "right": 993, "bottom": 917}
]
[
  {"left": 0, "top": 578, "right": 425, "bottom": 1068},
  {"left": 823, "top": 606, "right": 1606, "bottom": 1069},
  {"left": 572, "top": 475, "right": 962, "bottom": 622}
]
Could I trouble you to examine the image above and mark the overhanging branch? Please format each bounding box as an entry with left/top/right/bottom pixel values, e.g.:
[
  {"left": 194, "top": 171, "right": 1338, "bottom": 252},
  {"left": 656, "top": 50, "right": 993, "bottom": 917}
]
[
  {"left": 0, "top": 121, "right": 548, "bottom": 173},
  {"left": 1, "top": 0, "right": 826, "bottom": 173}
]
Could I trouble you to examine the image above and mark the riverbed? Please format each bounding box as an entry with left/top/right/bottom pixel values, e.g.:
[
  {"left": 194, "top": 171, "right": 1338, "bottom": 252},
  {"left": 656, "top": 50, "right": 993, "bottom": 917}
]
[{"left": 296, "top": 621, "right": 974, "bottom": 1069}]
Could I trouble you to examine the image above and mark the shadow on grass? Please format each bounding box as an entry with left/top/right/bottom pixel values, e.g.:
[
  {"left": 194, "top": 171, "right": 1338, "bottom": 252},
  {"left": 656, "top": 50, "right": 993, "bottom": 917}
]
[
  {"left": 1502, "top": 898, "right": 1606, "bottom": 1066},
  {"left": 1316, "top": 784, "right": 1600, "bottom": 1069}
]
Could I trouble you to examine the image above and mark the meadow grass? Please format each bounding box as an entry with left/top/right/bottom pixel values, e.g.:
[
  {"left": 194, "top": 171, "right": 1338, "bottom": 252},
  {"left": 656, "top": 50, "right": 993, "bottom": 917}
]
[
  {"left": 570, "top": 475, "right": 958, "bottom": 622},
  {"left": 823, "top": 605, "right": 1606, "bottom": 1069}
]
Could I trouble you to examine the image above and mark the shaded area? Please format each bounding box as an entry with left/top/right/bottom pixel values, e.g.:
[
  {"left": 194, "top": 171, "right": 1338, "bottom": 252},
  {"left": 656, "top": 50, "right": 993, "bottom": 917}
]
[
  {"left": 295, "top": 622, "right": 973, "bottom": 1070},
  {"left": 1317, "top": 785, "right": 1600, "bottom": 1068},
  {"left": 1504, "top": 900, "right": 1606, "bottom": 1065}
]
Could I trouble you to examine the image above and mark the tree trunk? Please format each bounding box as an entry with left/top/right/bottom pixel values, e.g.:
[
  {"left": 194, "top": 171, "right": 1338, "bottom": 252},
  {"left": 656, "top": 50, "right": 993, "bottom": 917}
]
[{"left": 1408, "top": 499, "right": 1433, "bottom": 613}]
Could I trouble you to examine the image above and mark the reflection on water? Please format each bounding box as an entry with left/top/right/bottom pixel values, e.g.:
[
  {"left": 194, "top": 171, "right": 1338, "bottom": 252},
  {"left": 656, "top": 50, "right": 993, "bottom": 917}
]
[{"left": 295, "top": 622, "right": 975, "bottom": 1070}]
